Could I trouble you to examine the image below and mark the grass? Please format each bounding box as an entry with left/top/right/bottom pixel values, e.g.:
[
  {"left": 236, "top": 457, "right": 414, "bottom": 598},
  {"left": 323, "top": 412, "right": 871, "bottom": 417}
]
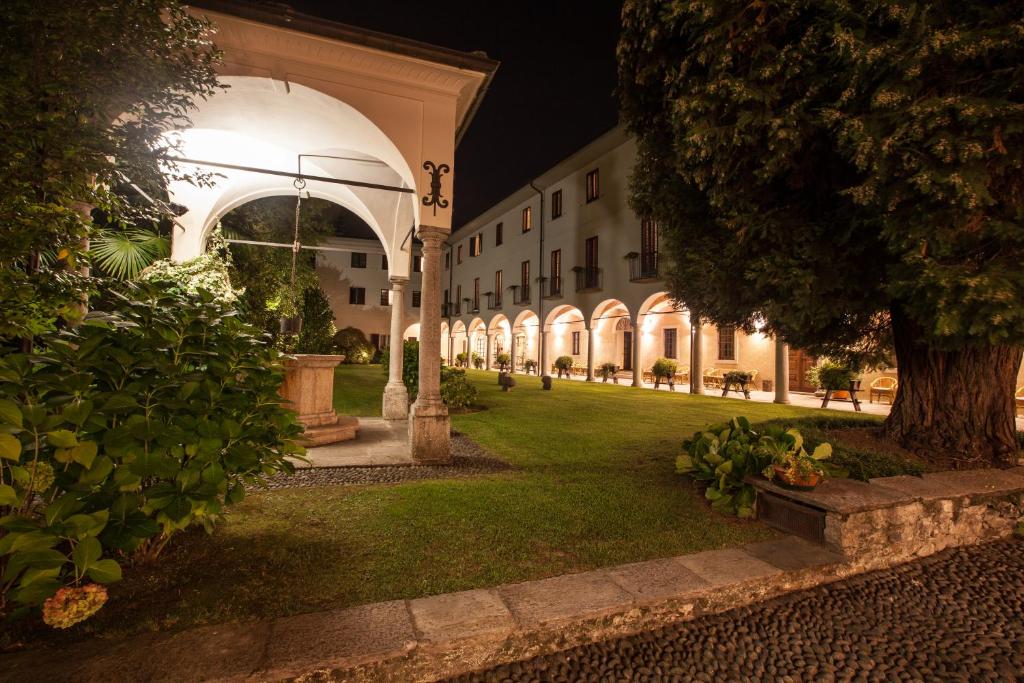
[{"left": 13, "top": 367, "right": 848, "bottom": 647}]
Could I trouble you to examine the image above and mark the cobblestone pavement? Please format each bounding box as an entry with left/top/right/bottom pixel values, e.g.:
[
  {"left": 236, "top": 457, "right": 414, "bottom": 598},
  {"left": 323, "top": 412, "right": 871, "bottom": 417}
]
[
  {"left": 447, "top": 539, "right": 1024, "bottom": 683},
  {"left": 265, "top": 433, "right": 511, "bottom": 489}
]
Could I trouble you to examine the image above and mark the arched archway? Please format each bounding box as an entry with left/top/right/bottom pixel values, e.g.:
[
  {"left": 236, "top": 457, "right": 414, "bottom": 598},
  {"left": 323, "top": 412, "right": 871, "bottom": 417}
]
[
  {"left": 467, "top": 318, "right": 486, "bottom": 367},
  {"left": 544, "top": 305, "right": 587, "bottom": 377},
  {"left": 589, "top": 299, "right": 633, "bottom": 375},
  {"left": 637, "top": 292, "right": 688, "bottom": 387},
  {"left": 439, "top": 321, "right": 451, "bottom": 364},
  {"left": 512, "top": 310, "right": 540, "bottom": 373},
  {"left": 174, "top": 6, "right": 498, "bottom": 463},
  {"left": 403, "top": 323, "right": 421, "bottom": 341},
  {"left": 487, "top": 314, "right": 511, "bottom": 370},
  {"left": 450, "top": 320, "right": 468, "bottom": 366}
]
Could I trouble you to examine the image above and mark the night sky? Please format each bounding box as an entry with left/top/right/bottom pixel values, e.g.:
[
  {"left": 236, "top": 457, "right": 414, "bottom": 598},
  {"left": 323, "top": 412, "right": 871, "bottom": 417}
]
[{"left": 286, "top": 0, "right": 623, "bottom": 227}]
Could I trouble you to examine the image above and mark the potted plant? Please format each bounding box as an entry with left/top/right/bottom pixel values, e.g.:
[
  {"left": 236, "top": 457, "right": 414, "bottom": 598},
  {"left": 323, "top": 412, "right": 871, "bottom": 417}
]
[
  {"left": 759, "top": 428, "right": 833, "bottom": 490},
  {"left": 814, "top": 361, "right": 859, "bottom": 400},
  {"left": 456, "top": 351, "right": 468, "bottom": 368},
  {"left": 599, "top": 361, "right": 618, "bottom": 383},
  {"left": 472, "top": 352, "right": 484, "bottom": 369},
  {"left": 652, "top": 357, "right": 678, "bottom": 389},
  {"left": 495, "top": 352, "right": 511, "bottom": 371},
  {"left": 554, "top": 355, "right": 573, "bottom": 378},
  {"left": 523, "top": 358, "right": 537, "bottom": 375}
]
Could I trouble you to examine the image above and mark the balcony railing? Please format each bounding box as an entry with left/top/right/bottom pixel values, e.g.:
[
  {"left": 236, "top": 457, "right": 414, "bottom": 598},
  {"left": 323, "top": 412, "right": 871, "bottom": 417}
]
[
  {"left": 442, "top": 302, "right": 460, "bottom": 317},
  {"left": 627, "top": 251, "right": 660, "bottom": 282},
  {"left": 463, "top": 298, "right": 479, "bottom": 314},
  {"left": 510, "top": 284, "right": 531, "bottom": 306},
  {"left": 486, "top": 292, "right": 502, "bottom": 310},
  {"left": 544, "top": 276, "right": 563, "bottom": 299},
  {"left": 573, "top": 266, "right": 602, "bottom": 292}
]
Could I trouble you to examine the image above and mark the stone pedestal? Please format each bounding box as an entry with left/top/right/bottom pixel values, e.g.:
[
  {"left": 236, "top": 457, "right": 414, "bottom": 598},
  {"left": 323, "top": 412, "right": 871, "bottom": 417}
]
[{"left": 281, "top": 354, "right": 358, "bottom": 446}]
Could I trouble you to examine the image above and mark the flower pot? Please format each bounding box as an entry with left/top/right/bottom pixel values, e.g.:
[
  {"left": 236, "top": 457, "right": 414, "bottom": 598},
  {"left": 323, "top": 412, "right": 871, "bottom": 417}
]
[
  {"left": 773, "top": 465, "right": 822, "bottom": 490},
  {"left": 832, "top": 390, "right": 850, "bottom": 400}
]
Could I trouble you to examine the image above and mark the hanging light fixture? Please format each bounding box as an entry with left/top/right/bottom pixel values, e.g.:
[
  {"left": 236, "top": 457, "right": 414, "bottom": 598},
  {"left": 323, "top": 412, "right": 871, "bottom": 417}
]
[{"left": 279, "top": 178, "right": 306, "bottom": 335}]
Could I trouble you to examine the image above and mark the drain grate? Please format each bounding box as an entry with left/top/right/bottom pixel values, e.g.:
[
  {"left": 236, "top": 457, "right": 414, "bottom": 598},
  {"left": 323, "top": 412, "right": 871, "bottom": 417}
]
[{"left": 757, "top": 491, "right": 827, "bottom": 545}]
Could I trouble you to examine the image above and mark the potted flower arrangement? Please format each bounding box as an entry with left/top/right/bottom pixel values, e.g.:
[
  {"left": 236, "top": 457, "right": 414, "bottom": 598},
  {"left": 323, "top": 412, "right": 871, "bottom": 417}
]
[
  {"left": 807, "top": 361, "right": 859, "bottom": 399},
  {"left": 456, "top": 352, "right": 468, "bottom": 368},
  {"left": 523, "top": 358, "right": 537, "bottom": 375},
  {"left": 759, "top": 428, "right": 833, "bottom": 490},
  {"left": 599, "top": 361, "right": 618, "bottom": 383},
  {"left": 495, "top": 352, "right": 511, "bottom": 371},
  {"left": 554, "top": 355, "right": 574, "bottom": 378},
  {"left": 472, "top": 352, "right": 484, "bottom": 369},
  {"left": 652, "top": 357, "right": 678, "bottom": 389}
]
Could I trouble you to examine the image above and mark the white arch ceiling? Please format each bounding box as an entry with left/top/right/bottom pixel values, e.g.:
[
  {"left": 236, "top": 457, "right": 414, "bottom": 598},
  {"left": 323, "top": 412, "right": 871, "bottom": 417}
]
[{"left": 165, "top": 76, "right": 419, "bottom": 273}]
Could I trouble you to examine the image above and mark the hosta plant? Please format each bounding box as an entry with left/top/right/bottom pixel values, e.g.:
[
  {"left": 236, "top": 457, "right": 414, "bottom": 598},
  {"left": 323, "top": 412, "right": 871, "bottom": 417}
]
[{"left": 0, "top": 283, "right": 303, "bottom": 624}]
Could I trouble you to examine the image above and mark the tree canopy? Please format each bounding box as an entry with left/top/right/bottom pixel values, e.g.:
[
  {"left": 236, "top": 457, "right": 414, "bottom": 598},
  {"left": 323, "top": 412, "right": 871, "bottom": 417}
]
[
  {"left": 619, "top": 1, "right": 1024, "bottom": 463},
  {"left": 0, "top": 0, "right": 221, "bottom": 340}
]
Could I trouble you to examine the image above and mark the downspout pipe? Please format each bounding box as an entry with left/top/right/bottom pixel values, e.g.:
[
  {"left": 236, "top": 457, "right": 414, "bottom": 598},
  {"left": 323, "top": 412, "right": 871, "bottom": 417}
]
[{"left": 528, "top": 180, "right": 546, "bottom": 379}]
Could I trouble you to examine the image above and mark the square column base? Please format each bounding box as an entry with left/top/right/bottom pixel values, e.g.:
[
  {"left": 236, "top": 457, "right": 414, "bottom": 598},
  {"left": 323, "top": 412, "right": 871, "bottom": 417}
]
[
  {"left": 408, "top": 401, "right": 451, "bottom": 464},
  {"left": 382, "top": 382, "right": 410, "bottom": 420}
]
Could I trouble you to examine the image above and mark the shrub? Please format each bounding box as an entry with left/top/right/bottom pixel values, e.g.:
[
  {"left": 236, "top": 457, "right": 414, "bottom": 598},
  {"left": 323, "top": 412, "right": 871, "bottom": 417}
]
[
  {"left": 139, "top": 227, "right": 241, "bottom": 304},
  {"left": 495, "top": 352, "right": 511, "bottom": 370},
  {"left": 333, "top": 327, "right": 374, "bottom": 364},
  {"left": 554, "top": 356, "right": 573, "bottom": 370},
  {"left": 807, "top": 360, "right": 858, "bottom": 391},
  {"left": 472, "top": 353, "right": 484, "bottom": 369},
  {"left": 523, "top": 358, "right": 537, "bottom": 374},
  {"left": 723, "top": 370, "right": 753, "bottom": 386},
  {"left": 440, "top": 367, "right": 477, "bottom": 409},
  {"left": 294, "top": 286, "right": 336, "bottom": 354},
  {"left": 380, "top": 340, "right": 420, "bottom": 400},
  {"left": 455, "top": 352, "right": 468, "bottom": 368},
  {"left": 0, "top": 284, "right": 303, "bottom": 623}
]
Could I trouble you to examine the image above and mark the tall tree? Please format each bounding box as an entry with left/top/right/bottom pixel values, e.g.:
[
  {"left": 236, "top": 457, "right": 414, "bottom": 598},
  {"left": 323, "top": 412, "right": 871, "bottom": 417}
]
[
  {"left": 619, "top": 1, "right": 1024, "bottom": 466},
  {"left": 0, "top": 0, "right": 221, "bottom": 341}
]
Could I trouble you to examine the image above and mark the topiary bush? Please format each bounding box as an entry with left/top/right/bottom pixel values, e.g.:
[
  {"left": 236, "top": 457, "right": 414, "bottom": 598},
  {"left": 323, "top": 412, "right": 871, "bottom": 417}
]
[
  {"left": 294, "top": 286, "right": 337, "bottom": 354},
  {"left": 440, "top": 367, "right": 477, "bottom": 409},
  {"left": 0, "top": 283, "right": 303, "bottom": 626}
]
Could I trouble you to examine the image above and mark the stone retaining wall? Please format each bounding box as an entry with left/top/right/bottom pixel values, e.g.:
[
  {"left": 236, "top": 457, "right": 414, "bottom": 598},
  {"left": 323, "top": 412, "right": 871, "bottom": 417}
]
[{"left": 753, "top": 467, "right": 1024, "bottom": 570}]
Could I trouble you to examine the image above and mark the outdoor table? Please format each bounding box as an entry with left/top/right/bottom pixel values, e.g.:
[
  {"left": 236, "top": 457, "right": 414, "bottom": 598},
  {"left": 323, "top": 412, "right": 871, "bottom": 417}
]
[{"left": 820, "top": 383, "right": 863, "bottom": 412}]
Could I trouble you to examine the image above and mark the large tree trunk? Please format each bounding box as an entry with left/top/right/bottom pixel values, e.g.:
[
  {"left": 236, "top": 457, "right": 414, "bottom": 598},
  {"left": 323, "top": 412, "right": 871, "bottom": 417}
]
[{"left": 884, "top": 308, "right": 1022, "bottom": 468}]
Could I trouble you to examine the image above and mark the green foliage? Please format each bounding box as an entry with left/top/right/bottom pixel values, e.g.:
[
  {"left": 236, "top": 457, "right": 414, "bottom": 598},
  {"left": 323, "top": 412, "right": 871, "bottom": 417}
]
[
  {"left": 755, "top": 416, "right": 925, "bottom": 481},
  {"left": 0, "top": 0, "right": 222, "bottom": 342},
  {"left": 140, "top": 228, "right": 240, "bottom": 304},
  {"left": 554, "top": 356, "right": 574, "bottom": 371},
  {"left": 455, "top": 352, "right": 468, "bottom": 368},
  {"left": 223, "top": 196, "right": 336, "bottom": 336},
  {"left": 0, "top": 283, "right": 303, "bottom": 622},
  {"left": 472, "top": 353, "right": 484, "bottom": 369},
  {"left": 440, "top": 367, "right": 477, "bottom": 409},
  {"left": 599, "top": 362, "right": 617, "bottom": 380},
  {"left": 495, "top": 352, "right": 511, "bottom": 370},
  {"left": 723, "top": 370, "right": 753, "bottom": 386},
  {"left": 333, "top": 327, "right": 373, "bottom": 364},
  {"left": 294, "top": 286, "right": 336, "bottom": 355},
  {"left": 90, "top": 229, "right": 169, "bottom": 281},
  {"left": 619, "top": 0, "right": 1024, "bottom": 362},
  {"left": 652, "top": 358, "right": 677, "bottom": 379},
  {"left": 676, "top": 417, "right": 769, "bottom": 518},
  {"left": 813, "top": 362, "right": 859, "bottom": 391},
  {"left": 523, "top": 359, "right": 537, "bottom": 374},
  {"left": 677, "top": 417, "right": 837, "bottom": 516},
  {"left": 381, "top": 340, "right": 420, "bottom": 400}
]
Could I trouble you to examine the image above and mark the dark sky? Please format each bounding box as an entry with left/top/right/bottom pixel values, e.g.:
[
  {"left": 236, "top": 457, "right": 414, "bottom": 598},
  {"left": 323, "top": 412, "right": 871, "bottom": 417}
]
[{"left": 285, "top": 0, "right": 623, "bottom": 227}]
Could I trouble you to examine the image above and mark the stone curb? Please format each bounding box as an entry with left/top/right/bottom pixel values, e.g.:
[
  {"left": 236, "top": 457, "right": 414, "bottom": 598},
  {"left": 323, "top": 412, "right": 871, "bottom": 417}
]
[{"left": 1, "top": 536, "right": 853, "bottom": 683}]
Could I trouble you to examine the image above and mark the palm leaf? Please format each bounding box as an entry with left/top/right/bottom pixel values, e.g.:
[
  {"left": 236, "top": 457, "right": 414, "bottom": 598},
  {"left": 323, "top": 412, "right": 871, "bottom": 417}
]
[{"left": 90, "top": 229, "right": 169, "bottom": 280}]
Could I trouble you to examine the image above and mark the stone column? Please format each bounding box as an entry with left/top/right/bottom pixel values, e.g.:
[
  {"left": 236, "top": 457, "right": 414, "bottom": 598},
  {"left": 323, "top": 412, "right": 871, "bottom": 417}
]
[
  {"left": 586, "top": 326, "right": 596, "bottom": 381},
  {"left": 447, "top": 336, "right": 454, "bottom": 366},
  {"left": 485, "top": 333, "right": 494, "bottom": 370},
  {"left": 510, "top": 333, "right": 518, "bottom": 374},
  {"left": 382, "top": 277, "right": 410, "bottom": 419},
  {"left": 541, "top": 329, "right": 551, "bottom": 378},
  {"left": 409, "top": 226, "right": 450, "bottom": 464},
  {"left": 631, "top": 319, "right": 642, "bottom": 387},
  {"left": 690, "top": 314, "right": 705, "bottom": 394},
  {"left": 774, "top": 339, "right": 791, "bottom": 404}
]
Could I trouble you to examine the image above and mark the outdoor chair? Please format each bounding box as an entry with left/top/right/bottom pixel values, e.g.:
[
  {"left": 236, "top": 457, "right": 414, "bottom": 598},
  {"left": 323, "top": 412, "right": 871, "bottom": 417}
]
[
  {"left": 677, "top": 364, "right": 690, "bottom": 383},
  {"left": 703, "top": 368, "right": 723, "bottom": 388},
  {"left": 642, "top": 370, "right": 655, "bottom": 384},
  {"left": 869, "top": 376, "right": 898, "bottom": 404}
]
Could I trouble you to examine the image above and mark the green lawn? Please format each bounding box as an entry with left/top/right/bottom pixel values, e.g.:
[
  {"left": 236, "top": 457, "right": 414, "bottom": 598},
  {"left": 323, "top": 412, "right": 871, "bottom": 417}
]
[{"left": 21, "top": 367, "right": 862, "bottom": 646}]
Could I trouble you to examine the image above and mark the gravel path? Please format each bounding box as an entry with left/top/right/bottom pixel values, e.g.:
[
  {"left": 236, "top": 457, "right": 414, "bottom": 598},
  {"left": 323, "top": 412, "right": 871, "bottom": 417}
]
[
  {"left": 446, "top": 539, "right": 1024, "bottom": 682},
  {"left": 265, "top": 433, "right": 512, "bottom": 489}
]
